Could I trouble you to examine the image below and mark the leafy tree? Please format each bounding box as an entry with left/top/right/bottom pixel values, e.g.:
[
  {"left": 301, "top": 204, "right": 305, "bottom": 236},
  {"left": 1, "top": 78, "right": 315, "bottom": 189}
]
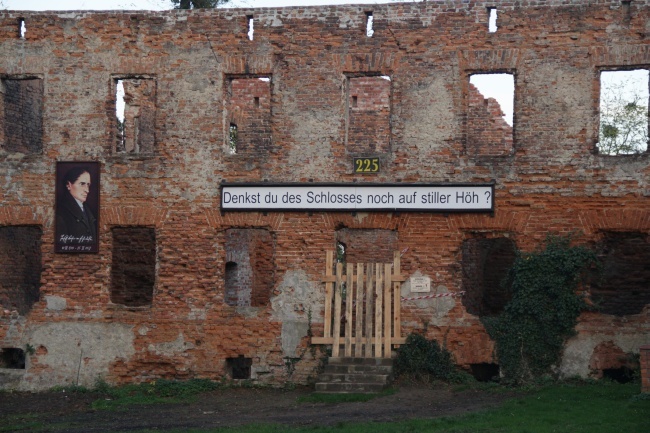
[
  {"left": 598, "top": 71, "right": 649, "bottom": 155},
  {"left": 171, "top": 0, "right": 230, "bottom": 9}
]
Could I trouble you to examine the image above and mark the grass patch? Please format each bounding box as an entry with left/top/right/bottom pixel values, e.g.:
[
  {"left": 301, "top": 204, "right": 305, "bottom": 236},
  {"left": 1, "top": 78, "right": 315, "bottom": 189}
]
[
  {"left": 91, "top": 378, "right": 220, "bottom": 410},
  {"left": 298, "top": 387, "right": 397, "bottom": 403},
  {"left": 0, "top": 414, "right": 44, "bottom": 432},
  {"left": 141, "top": 382, "right": 649, "bottom": 433}
]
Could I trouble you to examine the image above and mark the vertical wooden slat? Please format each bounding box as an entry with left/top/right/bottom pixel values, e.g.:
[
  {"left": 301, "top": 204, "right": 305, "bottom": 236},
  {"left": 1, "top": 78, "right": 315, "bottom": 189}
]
[
  {"left": 318, "top": 251, "right": 402, "bottom": 359},
  {"left": 332, "top": 262, "right": 343, "bottom": 357},
  {"left": 354, "top": 262, "right": 364, "bottom": 357},
  {"left": 364, "top": 263, "right": 374, "bottom": 358},
  {"left": 344, "top": 263, "right": 354, "bottom": 357},
  {"left": 374, "top": 264, "right": 383, "bottom": 358},
  {"left": 383, "top": 263, "right": 392, "bottom": 358},
  {"left": 393, "top": 250, "right": 401, "bottom": 343},
  {"left": 323, "top": 251, "right": 334, "bottom": 339}
]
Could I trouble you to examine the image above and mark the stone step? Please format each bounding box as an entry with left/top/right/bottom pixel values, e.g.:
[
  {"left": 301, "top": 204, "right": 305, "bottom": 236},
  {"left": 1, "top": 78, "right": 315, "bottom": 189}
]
[
  {"left": 314, "top": 381, "right": 386, "bottom": 394},
  {"left": 327, "top": 357, "right": 394, "bottom": 366},
  {"left": 323, "top": 363, "right": 393, "bottom": 375},
  {"left": 314, "top": 356, "right": 395, "bottom": 394},
  {"left": 317, "top": 372, "right": 390, "bottom": 384}
]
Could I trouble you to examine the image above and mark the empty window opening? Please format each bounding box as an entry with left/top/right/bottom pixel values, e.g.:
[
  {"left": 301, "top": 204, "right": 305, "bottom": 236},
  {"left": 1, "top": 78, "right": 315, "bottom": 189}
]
[
  {"left": 590, "top": 232, "right": 650, "bottom": 316},
  {"left": 598, "top": 69, "right": 649, "bottom": 155},
  {"left": 488, "top": 8, "right": 498, "bottom": 33},
  {"left": 589, "top": 341, "right": 638, "bottom": 381},
  {"left": 224, "top": 261, "right": 238, "bottom": 301},
  {"left": 470, "top": 74, "right": 513, "bottom": 126},
  {"left": 18, "top": 18, "right": 26, "bottom": 39},
  {"left": 113, "top": 77, "right": 156, "bottom": 154},
  {"left": 461, "top": 237, "right": 516, "bottom": 317},
  {"left": 603, "top": 367, "right": 636, "bottom": 383},
  {"left": 116, "top": 80, "right": 126, "bottom": 151},
  {"left": 225, "top": 77, "right": 272, "bottom": 156},
  {"left": 227, "top": 356, "right": 252, "bottom": 380},
  {"left": 366, "top": 12, "right": 374, "bottom": 37},
  {"left": 228, "top": 123, "right": 238, "bottom": 154},
  {"left": 468, "top": 73, "right": 514, "bottom": 156},
  {"left": 224, "top": 228, "right": 275, "bottom": 307},
  {"left": 110, "top": 227, "right": 156, "bottom": 307},
  {"left": 347, "top": 76, "right": 391, "bottom": 154},
  {"left": 622, "top": 1, "right": 632, "bottom": 22},
  {"left": 0, "top": 348, "right": 25, "bottom": 369},
  {"left": 470, "top": 363, "right": 500, "bottom": 382},
  {"left": 1, "top": 77, "right": 43, "bottom": 154},
  {"left": 0, "top": 226, "right": 42, "bottom": 316},
  {"left": 247, "top": 16, "right": 254, "bottom": 41},
  {"left": 335, "top": 229, "right": 397, "bottom": 264},
  {"left": 336, "top": 241, "right": 346, "bottom": 264}
]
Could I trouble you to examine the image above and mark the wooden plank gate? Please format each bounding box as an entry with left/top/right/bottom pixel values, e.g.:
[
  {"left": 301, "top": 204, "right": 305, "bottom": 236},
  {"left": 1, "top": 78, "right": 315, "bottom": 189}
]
[{"left": 311, "top": 251, "right": 407, "bottom": 358}]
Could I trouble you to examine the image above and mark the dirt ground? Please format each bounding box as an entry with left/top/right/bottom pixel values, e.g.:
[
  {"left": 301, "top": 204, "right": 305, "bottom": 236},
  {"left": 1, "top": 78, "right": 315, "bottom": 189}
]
[{"left": 0, "top": 382, "right": 517, "bottom": 432}]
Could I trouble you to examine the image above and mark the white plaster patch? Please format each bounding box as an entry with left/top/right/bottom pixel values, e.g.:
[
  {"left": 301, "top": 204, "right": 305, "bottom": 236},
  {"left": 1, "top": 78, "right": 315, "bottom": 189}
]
[
  {"left": 236, "top": 306, "right": 261, "bottom": 318},
  {"left": 402, "top": 76, "right": 457, "bottom": 153},
  {"left": 148, "top": 333, "right": 195, "bottom": 356},
  {"left": 187, "top": 306, "right": 208, "bottom": 321},
  {"left": 560, "top": 332, "right": 650, "bottom": 378},
  {"left": 45, "top": 296, "right": 67, "bottom": 311},
  {"left": 281, "top": 321, "right": 309, "bottom": 357},
  {"left": 23, "top": 322, "right": 135, "bottom": 391},
  {"left": 402, "top": 271, "right": 455, "bottom": 322},
  {"left": 271, "top": 270, "right": 323, "bottom": 322}
]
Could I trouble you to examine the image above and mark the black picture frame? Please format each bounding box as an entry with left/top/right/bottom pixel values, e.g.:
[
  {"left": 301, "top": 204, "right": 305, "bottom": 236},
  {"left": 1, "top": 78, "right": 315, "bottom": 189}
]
[{"left": 55, "top": 161, "right": 100, "bottom": 253}]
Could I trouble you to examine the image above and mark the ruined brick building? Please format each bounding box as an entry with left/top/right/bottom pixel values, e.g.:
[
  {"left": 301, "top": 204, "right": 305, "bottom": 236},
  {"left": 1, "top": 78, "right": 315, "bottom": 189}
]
[{"left": 0, "top": 1, "right": 649, "bottom": 390}]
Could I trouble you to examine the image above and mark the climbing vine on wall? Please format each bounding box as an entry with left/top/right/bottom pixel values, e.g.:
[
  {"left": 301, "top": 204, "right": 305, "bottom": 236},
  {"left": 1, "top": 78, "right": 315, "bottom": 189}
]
[{"left": 483, "top": 235, "right": 598, "bottom": 385}]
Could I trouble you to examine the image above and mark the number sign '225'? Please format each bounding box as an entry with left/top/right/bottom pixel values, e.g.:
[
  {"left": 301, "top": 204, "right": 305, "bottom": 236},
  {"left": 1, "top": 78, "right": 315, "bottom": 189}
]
[{"left": 354, "top": 157, "right": 380, "bottom": 173}]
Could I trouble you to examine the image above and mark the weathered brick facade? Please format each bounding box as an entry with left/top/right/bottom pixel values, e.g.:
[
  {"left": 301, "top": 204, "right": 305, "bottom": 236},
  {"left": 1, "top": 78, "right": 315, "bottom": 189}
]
[{"left": 0, "top": 1, "right": 648, "bottom": 390}]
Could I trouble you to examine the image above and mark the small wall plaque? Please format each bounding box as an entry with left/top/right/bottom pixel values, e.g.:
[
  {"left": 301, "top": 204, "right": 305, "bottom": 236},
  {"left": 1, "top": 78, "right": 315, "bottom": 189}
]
[{"left": 410, "top": 276, "right": 431, "bottom": 293}]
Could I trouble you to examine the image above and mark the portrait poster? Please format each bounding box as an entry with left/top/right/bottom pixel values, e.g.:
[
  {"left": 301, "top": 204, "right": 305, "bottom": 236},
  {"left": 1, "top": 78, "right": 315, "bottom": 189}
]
[{"left": 55, "top": 161, "right": 100, "bottom": 253}]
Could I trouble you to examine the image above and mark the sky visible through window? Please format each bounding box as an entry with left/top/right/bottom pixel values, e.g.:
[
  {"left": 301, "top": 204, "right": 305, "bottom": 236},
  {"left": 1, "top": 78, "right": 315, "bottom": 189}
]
[{"left": 470, "top": 73, "right": 514, "bottom": 127}]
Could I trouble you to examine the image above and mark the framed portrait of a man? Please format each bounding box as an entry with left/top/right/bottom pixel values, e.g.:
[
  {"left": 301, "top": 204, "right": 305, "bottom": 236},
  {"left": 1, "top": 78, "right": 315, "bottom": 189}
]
[{"left": 55, "top": 161, "right": 100, "bottom": 253}]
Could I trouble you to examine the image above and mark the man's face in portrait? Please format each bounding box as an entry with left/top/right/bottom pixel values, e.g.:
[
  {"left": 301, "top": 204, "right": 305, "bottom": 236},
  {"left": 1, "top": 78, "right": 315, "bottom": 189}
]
[{"left": 67, "top": 172, "right": 91, "bottom": 203}]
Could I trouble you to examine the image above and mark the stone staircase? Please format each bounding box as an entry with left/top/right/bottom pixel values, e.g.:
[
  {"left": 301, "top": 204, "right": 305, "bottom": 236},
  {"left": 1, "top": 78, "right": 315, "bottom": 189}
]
[{"left": 314, "top": 357, "right": 394, "bottom": 393}]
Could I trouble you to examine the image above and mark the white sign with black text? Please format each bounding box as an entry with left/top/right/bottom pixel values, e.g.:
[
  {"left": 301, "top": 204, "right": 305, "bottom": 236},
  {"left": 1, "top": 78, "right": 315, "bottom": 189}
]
[
  {"left": 220, "top": 183, "right": 494, "bottom": 212},
  {"left": 410, "top": 276, "right": 431, "bottom": 293}
]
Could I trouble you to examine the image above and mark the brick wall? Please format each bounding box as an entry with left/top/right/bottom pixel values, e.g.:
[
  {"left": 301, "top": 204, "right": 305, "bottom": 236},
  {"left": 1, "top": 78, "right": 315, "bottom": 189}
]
[
  {"left": 225, "top": 228, "right": 275, "bottom": 307},
  {"left": 117, "top": 78, "right": 156, "bottom": 154},
  {"left": 347, "top": 76, "right": 391, "bottom": 154},
  {"left": 461, "top": 236, "right": 516, "bottom": 317},
  {"left": 467, "top": 83, "right": 513, "bottom": 156},
  {"left": 0, "top": 226, "right": 42, "bottom": 315},
  {"left": 1, "top": 78, "right": 43, "bottom": 154},
  {"left": 0, "top": 1, "right": 648, "bottom": 390},
  {"left": 110, "top": 227, "right": 156, "bottom": 307},
  {"left": 641, "top": 346, "right": 650, "bottom": 393},
  {"left": 226, "top": 78, "right": 272, "bottom": 158},
  {"left": 336, "top": 228, "right": 397, "bottom": 264},
  {"left": 591, "top": 232, "right": 650, "bottom": 316}
]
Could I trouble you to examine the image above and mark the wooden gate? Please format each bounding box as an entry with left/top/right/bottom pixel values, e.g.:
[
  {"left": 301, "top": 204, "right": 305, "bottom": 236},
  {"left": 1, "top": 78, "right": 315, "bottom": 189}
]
[{"left": 311, "top": 251, "right": 406, "bottom": 358}]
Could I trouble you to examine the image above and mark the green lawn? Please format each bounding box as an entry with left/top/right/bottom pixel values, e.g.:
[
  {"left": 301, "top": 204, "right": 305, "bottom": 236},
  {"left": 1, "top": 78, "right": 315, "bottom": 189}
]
[
  {"left": 3, "top": 382, "right": 648, "bottom": 433},
  {"left": 156, "top": 383, "right": 649, "bottom": 433}
]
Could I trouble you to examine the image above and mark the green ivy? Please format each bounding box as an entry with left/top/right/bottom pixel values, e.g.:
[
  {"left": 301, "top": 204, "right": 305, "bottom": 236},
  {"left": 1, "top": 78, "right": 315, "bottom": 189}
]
[{"left": 483, "top": 235, "right": 598, "bottom": 385}]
